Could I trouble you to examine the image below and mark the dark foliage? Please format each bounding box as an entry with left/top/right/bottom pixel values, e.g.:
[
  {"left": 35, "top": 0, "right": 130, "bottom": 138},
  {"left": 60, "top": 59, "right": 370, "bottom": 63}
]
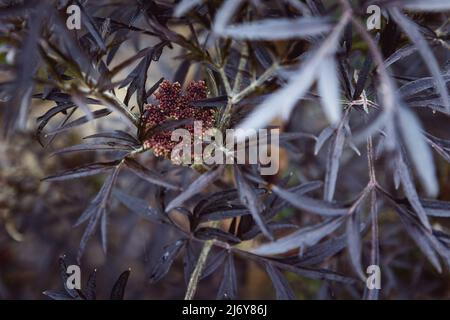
[
  {"left": 43, "top": 256, "right": 130, "bottom": 300},
  {"left": 1, "top": 0, "right": 450, "bottom": 300}
]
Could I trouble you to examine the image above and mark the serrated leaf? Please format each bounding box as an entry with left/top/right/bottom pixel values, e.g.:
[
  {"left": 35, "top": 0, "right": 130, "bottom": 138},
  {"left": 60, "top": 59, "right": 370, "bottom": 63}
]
[
  {"left": 114, "top": 190, "right": 165, "bottom": 223},
  {"left": 193, "top": 189, "right": 241, "bottom": 215},
  {"left": 220, "top": 17, "right": 331, "bottom": 40},
  {"left": 165, "top": 166, "right": 224, "bottom": 212},
  {"left": 324, "top": 124, "right": 345, "bottom": 201},
  {"left": 84, "top": 269, "right": 97, "bottom": 300},
  {"left": 77, "top": 0, "right": 106, "bottom": 52},
  {"left": 399, "top": 75, "right": 450, "bottom": 98},
  {"left": 213, "top": 0, "right": 243, "bottom": 34},
  {"left": 390, "top": 8, "right": 449, "bottom": 111},
  {"left": 268, "top": 259, "right": 356, "bottom": 284},
  {"left": 51, "top": 142, "right": 132, "bottom": 156},
  {"left": 264, "top": 262, "right": 296, "bottom": 300},
  {"left": 234, "top": 13, "right": 350, "bottom": 140},
  {"left": 318, "top": 57, "right": 342, "bottom": 124},
  {"left": 234, "top": 165, "right": 273, "bottom": 240},
  {"left": 346, "top": 210, "right": 365, "bottom": 281},
  {"left": 402, "top": 0, "right": 450, "bottom": 11},
  {"left": 199, "top": 208, "right": 250, "bottom": 223},
  {"left": 216, "top": 253, "right": 237, "bottom": 299},
  {"left": 124, "top": 158, "right": 180, "bottom": 190},
  {"left": 398, "top": 106, "right": 438, "bottom": 198},
  {"left": 45, "top": 108, "right": 111, "bottom": 136},
  {"left": 396, "top": 153, "right": 432, "bottom": 230},
  {"left": 71, "top": 92, "right": 94, "bottom": 122},
  {"left": 43, "top": 160, "right": 119, "bottom": 182},
  {"left": 43, "top": 290, "right": 73, "bottom": 300},
  {"left": 385, "top": 44, "right": 417, "bottom": 68},
  {"left": 120, "top": 51, "right": 152, "bottom": 109},
  {"left": 252, "top": 217, "right": 345, "bottom": 256},
  {"left": 195, "top": 227, "right": 241, "bottom": 244},
  {"left": 83, "top": 130, "right": 140, "bottom": 146},
  {"left": 201, "top": 250, "right": 228, "bottom": 280},
  {"left": 314, "top": 127, "right": 334, "bottom": 155},
  {"left": 110, "top": 270, "right": 130, "bottom": 300},
  {"left": 266, "top": 181, "right": 323, "bottom": 219},
  {"left": 394, "top": 203, "right": 442, "bottom": 272},
  {"left": 297, "top": 235, "right": 348, "bottom": 266},
  {"left": 421, "top": 199, "right": 450, "bottom": 217},
  {"left": 76, "top": 167, "right": 120, "bottom": 262},
  {"left": 272, "top": 185, "right": 348, "bottom": 216},
  {"left": 173, "top": 0, "right": 202, "bottom": 17},
  {"left": 190, "top": 95, "right": 228, "bottom": 108},
  {"left": 149, "top": 239, "right": 186, "bottom": 283}
]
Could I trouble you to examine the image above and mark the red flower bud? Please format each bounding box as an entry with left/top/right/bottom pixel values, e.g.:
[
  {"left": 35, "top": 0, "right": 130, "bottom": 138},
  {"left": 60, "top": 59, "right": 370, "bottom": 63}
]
[{"left": 142, "top": 80, "right": 216, "bottom": 159}]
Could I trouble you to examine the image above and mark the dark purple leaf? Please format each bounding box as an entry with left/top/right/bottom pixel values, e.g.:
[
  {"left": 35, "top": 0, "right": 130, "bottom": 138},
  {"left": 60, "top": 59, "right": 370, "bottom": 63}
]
[
  {"left": 234, "top": 165, "right": 273, "bottom": 240},
  {"left": 264, "top": 262, "right": 296, "bottom": 300},
  {"left": 216, "top": 253, "right": 237, "bottom": 300},
  {"left": 165, "top": 166, "right": 224, "bottom": 212},
  {"left": 252, "top": 217, "right": 345, "bottom": 256},
  {"left": 271, "top": 185, "right": 348, "bottom": 216},
  {"left": 114, "top": 190, "right": 165, "bottom": 223},
  {"left": 110, "top": 270, "right": 130, "bottom": 300},
  {"left": 194, "top": 227, "right": 241, "bottom": 244},
  {"left": 125, "top": 158, "right": 180, "bottom": 190},
  {"left": 150, "top": 239, "right": 187, "bottom": 283},
  {"left": 43, "top": 160, "right": 119, "bottom": 182},
  {"left": 84, "top": 269, "right": 97, "bottom": 300}
]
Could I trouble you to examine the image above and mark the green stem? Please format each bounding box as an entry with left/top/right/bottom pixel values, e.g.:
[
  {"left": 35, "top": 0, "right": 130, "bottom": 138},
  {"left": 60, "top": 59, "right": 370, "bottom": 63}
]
[
  {"left": 231, "top": 63, "right": 278, "bottom": 104},
  {"left": 184, "top": 221, "right": 220, "bottom": 300},
  {"left": 232, "top": 45, "right": 249, "bottom": 94}
]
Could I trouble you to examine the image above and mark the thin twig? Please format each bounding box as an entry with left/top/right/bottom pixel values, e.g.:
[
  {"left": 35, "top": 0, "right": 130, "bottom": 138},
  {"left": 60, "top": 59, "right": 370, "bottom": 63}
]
[
  {"left": 184, "top": 221, "right": 220, "bottom": 300},
  {"left": 367, "top": 136, "right": 377, "bottom": 184},
  {"left": 219, "top": 67, "right": 232, "bottom": 95},
  {"left": 231, "top": 62, "right": 278, "bottom": 104},
  {"left": 219, "top": 62, "right": 279, "bottom": 130},
  {"left": 184, "top": 240, "right": 213, "bottom": 300},
  {"left": 232, "top": 44, "right": 249, "bottom": 94}
]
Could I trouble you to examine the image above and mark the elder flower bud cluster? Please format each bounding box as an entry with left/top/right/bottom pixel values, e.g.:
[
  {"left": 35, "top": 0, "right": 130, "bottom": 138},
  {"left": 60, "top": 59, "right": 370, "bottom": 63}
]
[{"left": 142, "top": 80, "right": 216, "bottom": 158}]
